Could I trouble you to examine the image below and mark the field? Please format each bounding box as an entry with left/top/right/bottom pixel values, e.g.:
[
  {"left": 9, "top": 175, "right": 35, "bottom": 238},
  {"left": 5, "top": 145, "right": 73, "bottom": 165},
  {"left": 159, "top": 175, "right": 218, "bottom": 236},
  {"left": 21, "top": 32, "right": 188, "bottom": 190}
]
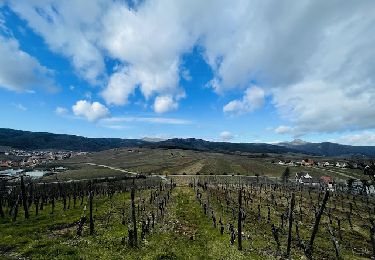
[
  {"left": 42, "top": 148, "right": 368, "bottom": 183},
  {"left": 1, "top": 148, "right": 374, "bottom": 259}
]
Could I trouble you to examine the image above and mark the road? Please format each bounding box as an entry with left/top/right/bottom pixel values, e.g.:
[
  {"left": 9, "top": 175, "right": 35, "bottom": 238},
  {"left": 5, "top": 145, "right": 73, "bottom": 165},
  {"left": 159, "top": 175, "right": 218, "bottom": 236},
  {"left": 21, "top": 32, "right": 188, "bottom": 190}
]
[
  {"left": 86, "top": 162, "right": 138, "bottom": 175},
  {"left": 311, "top": 166, "right": 353, "bottom": 179},
  {"left": 170, "top": 174, "right": 278, "bottom": 179},
  {"left": 86, "top": 162, "right": 169, "bottom": 182},
  {"left": 85, "top": 163, "right": 279, "bottom": 182}
]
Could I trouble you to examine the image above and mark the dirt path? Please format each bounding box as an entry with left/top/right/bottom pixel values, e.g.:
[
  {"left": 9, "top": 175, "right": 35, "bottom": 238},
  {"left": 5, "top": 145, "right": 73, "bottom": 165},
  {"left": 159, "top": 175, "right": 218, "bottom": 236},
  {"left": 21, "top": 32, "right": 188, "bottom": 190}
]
[
  {"left": 86, "top": 162, "right": 169, "bottom": 182},
  {"left": 86, "top": 162, "right": 138, "bottom": 175},
  {"left": 311, "top": 166, "right": 353, "bottom": 179}
]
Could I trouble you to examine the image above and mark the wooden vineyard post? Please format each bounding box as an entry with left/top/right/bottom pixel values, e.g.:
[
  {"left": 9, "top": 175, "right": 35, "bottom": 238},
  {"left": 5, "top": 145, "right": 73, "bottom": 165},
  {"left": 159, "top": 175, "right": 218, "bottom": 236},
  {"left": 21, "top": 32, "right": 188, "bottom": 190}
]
[
  {"left": 305, "top": 191, "right": 329, "bottom": 259},
  {"left": 0, "top": 193, "right": 4, "bottom": 218},
  {"left": 0, "top": 179, "right": 4, "bottom": 218},
  {"left": 89, "top": 183, "right": 94, "bottom": 235},
  {"left": 12, "top": 194, "right": 20, "bottom": 222},
  {"left": 327, "top": 223, "right": 341, "bottom": 259},
  {"left": 287, "top": 193, "right": 295, "bottom": 259},
  {"left": 238, "top": 188, "right": 242, "bottom": 251},
  {"left": 20, "top": 176, "right": 29, "bottom": 219},
  {"left": 370, "top": 220, "right": 375, "bottom": 259},
  {"left": 34, "top": 197, "right": 39, "bottom": 216},
  {"left": 51, "top": 196, "right": 55, "bottom": 214},
  {"left": 131, "top": 180, "right": 138, "bottom": 247}
]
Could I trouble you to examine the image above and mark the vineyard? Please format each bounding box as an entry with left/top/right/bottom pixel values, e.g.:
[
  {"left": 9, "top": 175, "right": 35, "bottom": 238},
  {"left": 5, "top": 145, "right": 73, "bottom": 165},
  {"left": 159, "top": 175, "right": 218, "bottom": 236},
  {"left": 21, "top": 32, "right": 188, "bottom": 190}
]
[{"left": 0, "top": 174, "right": 374, "bottom": 259}]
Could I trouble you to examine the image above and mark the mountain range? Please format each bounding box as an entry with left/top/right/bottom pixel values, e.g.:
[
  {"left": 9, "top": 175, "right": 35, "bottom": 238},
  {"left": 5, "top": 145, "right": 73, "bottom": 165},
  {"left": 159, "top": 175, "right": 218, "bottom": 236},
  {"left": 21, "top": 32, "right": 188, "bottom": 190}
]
[
  {"left": 1, "top": 128, "right": 375, "bottom": 157},
  {"left": 277, "top": 139, "right": 375, "bottom": 157}
]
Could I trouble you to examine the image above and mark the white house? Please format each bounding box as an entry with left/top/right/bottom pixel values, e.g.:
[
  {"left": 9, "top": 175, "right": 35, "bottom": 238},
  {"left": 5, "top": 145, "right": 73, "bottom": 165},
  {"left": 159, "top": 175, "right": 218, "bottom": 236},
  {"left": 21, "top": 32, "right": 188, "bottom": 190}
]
[{"left": 295, "top": 172, "right": 313, "bottom": 184}]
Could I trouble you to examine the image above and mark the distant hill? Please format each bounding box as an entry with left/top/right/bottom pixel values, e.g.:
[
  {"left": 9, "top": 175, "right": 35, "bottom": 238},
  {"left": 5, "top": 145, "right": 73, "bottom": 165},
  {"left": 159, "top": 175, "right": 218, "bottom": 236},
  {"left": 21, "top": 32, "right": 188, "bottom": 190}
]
[
  {"left": 278, "top": 139, "right": 375, "bottom": 157},
  {"left": 0, "top": 128, "right": 297, "bottom": 154},
  {"left": 1, "top": 128, "right": 375, "bottom": 157},
  {"left": 154, "top": 138, "right": 296, "bottom": 154},
  {"left": 0, "top": 128, "right": 147, "bottom": 151}
]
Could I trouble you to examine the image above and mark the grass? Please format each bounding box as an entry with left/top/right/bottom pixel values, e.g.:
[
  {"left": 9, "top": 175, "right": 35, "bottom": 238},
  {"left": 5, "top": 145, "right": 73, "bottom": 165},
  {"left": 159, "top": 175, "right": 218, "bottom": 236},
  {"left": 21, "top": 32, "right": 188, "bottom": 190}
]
[
  {"left": 195, "top": 181, "right": 374, "bottom": 259},
  {"left": 1, "top": 180, "right": 374, "bottom": 259},
  {"left": 0, "top": 186, "right": 263, "bottom": 259}
]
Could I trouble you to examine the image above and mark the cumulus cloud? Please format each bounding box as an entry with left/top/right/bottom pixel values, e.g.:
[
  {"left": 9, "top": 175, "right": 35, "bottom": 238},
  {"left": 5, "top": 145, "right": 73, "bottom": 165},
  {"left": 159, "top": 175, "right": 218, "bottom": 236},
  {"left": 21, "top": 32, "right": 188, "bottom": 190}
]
[
  {"left": 100, "top": 1, "right": 191, "bottom": 102},
  {"left": 154, "top": 95, "right": 178, "bottom": 113},
  {"left": 101, "top": 67, "right": 136, "bottom": 105},
  {"left": 223, "top": 86, "right": 265, "bottom": 115},
  {"left": 220, "top": 131, "right": 234, "bottom": 141},
  {"left": 72, "top": 100, "right": 109, "bottom": 122},
  {"left": 0, "top": 35, "right": 57, "bottom": 92},
  {"left": 6, "top": 0, "right": 375, "bottom": 133}
]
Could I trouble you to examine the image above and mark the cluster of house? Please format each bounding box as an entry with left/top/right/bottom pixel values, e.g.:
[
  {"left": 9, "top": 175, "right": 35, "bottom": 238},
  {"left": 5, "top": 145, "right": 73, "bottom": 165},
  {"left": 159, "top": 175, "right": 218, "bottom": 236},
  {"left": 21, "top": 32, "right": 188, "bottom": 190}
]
[
  {"left": 295, "top": 172, "right": 375, "bottom": 194},
  {"left": 0, "top": 149, "right": 86, "bottom": 168},
  {"left": 295, "top": 172, "right": 333, "bottom": 187},
  {"left": 276, "top": 159, "right": 366, "bottom": 169}
]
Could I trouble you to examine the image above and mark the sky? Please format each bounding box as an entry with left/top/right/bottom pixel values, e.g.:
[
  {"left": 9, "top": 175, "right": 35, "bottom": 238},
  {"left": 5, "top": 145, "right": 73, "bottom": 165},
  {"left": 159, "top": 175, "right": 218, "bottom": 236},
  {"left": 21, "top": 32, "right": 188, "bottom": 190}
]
[{"left": 0, "top": 0, "right": 375, "bottom": 145}]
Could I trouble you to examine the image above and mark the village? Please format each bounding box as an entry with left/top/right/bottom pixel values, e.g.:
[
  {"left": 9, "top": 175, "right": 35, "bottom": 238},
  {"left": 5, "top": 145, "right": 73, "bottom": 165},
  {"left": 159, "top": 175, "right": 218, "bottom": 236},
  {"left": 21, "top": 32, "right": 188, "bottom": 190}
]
[
  {"left": 274, "top": 158, "right": 375, "bottom": 195},
  {"left": 274, "top": 158, "right": 369, "bottom": 169},
  {"left": 0, "top": 147, "right": 85, "bottom": 168}
]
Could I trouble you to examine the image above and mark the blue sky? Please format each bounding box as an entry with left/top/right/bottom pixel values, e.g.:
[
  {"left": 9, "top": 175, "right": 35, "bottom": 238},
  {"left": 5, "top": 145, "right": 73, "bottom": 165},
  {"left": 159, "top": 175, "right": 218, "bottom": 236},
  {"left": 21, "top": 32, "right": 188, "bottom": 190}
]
[{"left": 1, "top": 1, "right": 375, "bottom": 145}]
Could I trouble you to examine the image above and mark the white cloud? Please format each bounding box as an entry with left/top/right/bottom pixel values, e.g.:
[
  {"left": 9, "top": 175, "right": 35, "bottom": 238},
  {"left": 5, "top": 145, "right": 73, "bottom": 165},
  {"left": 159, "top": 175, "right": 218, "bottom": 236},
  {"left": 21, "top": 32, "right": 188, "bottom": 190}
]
[
  {"left": 102, "top": 116, "right": 191, "bottom": 125},
  {"left": 102, "top": 125, "right": 129, "bottom": 130},
  {"left": 101, "top": 67, "right": 136, "bottom": 105},
  {"left": 272, "top": 80, "right": 375, "bottom": 135},
  {"left": 13, "top": 103, "right": 27, "bottom": 111},
  {"left": 154, "top": 95, "right": 178, "bottom": 114},
  {"left": 55, "top": 106, "right": 68, "bottom": 115},
  {"left": 274, "top": 125, "right": 294, "bottom": 135},
  {"left": 0, "top": 11, "right": 7, "bottom": 33},
  {"left": 220, "top": 131, "right": 234, "bottom": 141},
  {"left": 8, "top": 0, "right": 107, "bottom": 84},
  {"left": 72, "top": 100, "right": 109, "bottom": 122},
  {"left": 333, "top": 131, "right": 375, "bottom": 146},
  {"left": 223, "top": 86, "right": 265, "bottom": 115},
  {"left": 181, "top": 69, "right": 192, "bottom": 81},
  {"left": 0, "top": 35, "right": 57, "bottom": 92},
  {"left": 100, "top": 1, "right": 191, "bottom": 102}
]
